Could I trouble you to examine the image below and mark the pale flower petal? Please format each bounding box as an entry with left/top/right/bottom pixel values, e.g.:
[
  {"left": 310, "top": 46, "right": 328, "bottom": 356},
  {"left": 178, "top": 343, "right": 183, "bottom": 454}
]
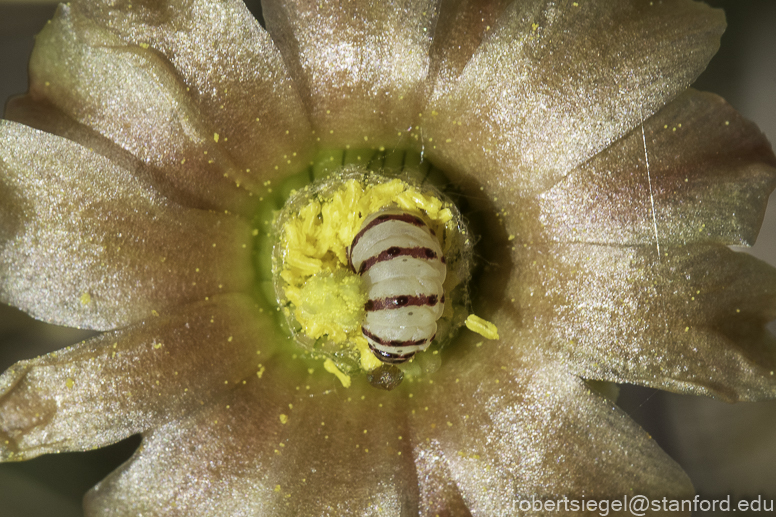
[
  {"left": 423, "top": 0, "right": 725, "bottom": 196},
  {"left": 410, "top": 345, "right": 693, "bottom": 513},
  {"left": 531, "top": 89, "right": 776, "bottom": 246},
  {"left": 262, "top": 0, "right": 439, "bottom": 148},
  {"left": 84, "top": 357, "right": 419, "bottom": 516},
  {"left": 0, "top": 121, "right": 253, "bottom": 330},
  {"left": 5, "top": 94, "right": 146, "bottom": 183},
  {"left": 427, "top": 0, "right": 512, "bottom": 92},
  {"left": 507, "top": 243, "right": 776, "bottom": 401},
  {"left": 29, "top": 5, "right": 254, "bottom": 212},
  {"left": 73, "top": 0, "right": 316, "bottom": 188},
  {"left": 0, "top": 294, "right": 275, "bottom": 461}
]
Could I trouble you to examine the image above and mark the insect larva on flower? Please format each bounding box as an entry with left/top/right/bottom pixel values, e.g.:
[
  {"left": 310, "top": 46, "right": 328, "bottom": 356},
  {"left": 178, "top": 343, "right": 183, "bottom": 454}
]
[
  {"left": 348, "top": 208, "right": 446, "bottom": 364},
  {"left": 273, "top": 171, "right": 474, "bottom": 388}
]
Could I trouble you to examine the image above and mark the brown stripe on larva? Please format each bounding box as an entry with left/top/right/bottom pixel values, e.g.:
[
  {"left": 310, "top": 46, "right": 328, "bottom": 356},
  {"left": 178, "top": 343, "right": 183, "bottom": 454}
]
[
  {"left": 367, "top": 343, "right": 415, "bottom": 364},
  {"left": 358, "top": 246, "right": 440, "bottom": 275},
  {"left": 348, "top": 213, "right": 427, "bottom": 270},
  {"left": 362, "top": 327, "right": 430, "bottom": 348},
  {"left": 365, "top": 294, "right": 439, "bottom": 311}
]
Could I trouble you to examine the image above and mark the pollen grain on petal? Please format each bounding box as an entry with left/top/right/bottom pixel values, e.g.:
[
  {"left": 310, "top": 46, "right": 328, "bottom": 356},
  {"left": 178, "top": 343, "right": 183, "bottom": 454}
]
[
  {"left": 323, "top": 359, "right": 351, "bottom": 388},
  {"left": 465, "top": 314, "right": 500, "bottom": 340}
]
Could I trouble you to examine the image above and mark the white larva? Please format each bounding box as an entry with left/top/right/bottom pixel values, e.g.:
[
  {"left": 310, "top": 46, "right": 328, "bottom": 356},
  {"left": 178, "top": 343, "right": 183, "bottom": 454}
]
[{"left": 348, "top": 208, "right": 446, "bottom": 364}]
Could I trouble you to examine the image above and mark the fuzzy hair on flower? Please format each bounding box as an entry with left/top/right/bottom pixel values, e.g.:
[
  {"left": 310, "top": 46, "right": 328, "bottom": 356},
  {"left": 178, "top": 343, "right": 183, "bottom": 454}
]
[{"left": 1, "top": 0, "right": 776, "bottom": 515}]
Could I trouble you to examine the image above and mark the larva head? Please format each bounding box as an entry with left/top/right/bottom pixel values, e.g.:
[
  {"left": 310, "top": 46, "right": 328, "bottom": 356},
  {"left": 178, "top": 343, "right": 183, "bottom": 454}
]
[
  {"left": 367, "top": 364, "right": 405, "bottom": 391},
  {"left": 269, "top": 164, "right": 474, "bottom": 387}
]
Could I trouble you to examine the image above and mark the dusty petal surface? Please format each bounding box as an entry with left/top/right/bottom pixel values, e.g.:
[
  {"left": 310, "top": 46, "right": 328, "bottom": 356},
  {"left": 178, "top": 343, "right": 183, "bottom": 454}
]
[
  {"left": 73, "top": 0, "right": 316, "bottom": 189},
  {"left": 528, "top": 90, "right": 776, "bottom": 246},
  {"left": 507, "top": 243, "right": 776, "bottom": 401},
  {"left": 423, "top": 0, "right": 725, "bottom": 196},
  {"left": 26, "top": 4, "right": 263, "bottom": 212},
  {"left": 410, "top": 349, "right": 693, "bottom": 514},
  {"left": 84, "top": 356, "right": 419, "bottom": 516},
  {"left": 0, "top": 121, "right": 253, "bottom": 330},
  {"left": 263, "top": 0, "right": 438, "bottom": 148},
  {"left": 82, "top": 346, "right": 693, "bottom": 516},
  {"left": 0, "top": 294, "right": 275, "bottom": 461},
  {"left": 398, "top": 262, "right": 694, "bottom": 515}
]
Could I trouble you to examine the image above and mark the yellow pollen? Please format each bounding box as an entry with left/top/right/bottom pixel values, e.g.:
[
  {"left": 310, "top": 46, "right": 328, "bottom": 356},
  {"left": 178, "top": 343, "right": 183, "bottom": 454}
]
[
  {"left": 324, "top": 359, "right": 351, "bottom": 388},
  {"left": 276, "top": 176, "right": 456, "bottom": 371},
  {"left": 465, "top": 315, "right": 500, "bottom": 340}
]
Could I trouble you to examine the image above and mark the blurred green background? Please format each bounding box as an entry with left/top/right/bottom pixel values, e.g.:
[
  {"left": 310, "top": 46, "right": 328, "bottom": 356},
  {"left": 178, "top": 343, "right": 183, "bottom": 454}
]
[{"left": 1, "top": 1, "right": 774, "bottom": 515}]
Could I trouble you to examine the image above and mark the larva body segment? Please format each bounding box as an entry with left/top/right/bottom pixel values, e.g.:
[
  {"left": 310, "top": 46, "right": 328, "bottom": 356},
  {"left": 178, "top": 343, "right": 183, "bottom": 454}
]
[{"left": 348, "top": 209, "right": 446, "bottom": 364}]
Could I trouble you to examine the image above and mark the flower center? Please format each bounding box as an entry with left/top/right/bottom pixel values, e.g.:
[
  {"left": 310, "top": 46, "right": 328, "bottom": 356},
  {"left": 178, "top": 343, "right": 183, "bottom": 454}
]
[{"left": 254, "top": 149, "right": 496, "bottom": 389}]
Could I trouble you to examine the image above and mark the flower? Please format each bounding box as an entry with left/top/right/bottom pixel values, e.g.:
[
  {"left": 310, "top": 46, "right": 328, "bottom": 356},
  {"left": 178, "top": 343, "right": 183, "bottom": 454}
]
[{"left": 1, "top": 0, "right": 776, "bottom": 515}]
